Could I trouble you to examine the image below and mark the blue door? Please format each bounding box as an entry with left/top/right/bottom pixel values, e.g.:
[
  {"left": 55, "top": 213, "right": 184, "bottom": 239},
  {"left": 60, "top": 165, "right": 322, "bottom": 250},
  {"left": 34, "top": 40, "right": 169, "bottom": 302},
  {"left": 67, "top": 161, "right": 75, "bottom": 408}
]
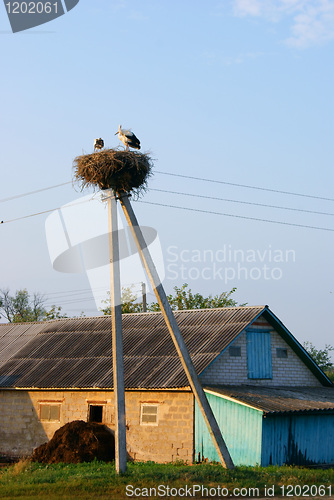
[{"left": 247, "top": 330, "right": 272, "bottom": 379}]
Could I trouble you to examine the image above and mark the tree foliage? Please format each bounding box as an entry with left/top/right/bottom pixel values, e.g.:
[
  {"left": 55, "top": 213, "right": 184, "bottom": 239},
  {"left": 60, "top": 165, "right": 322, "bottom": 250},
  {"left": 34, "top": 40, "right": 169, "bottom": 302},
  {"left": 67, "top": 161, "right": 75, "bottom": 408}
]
[
  {"left": 100, "top": 283, "right": 245, "bottom": 315},
  {"left": 100, "top": 286, "right": 143, "bottom": 315},
  {"left": 0, "top": 289, "right": 68, "bottom": 323},
  {"left": 148, "top": 284, "right": 244, "bottom": 312},
  {"left": 303, "top": 341, "right": 334, "bottom": 372}
]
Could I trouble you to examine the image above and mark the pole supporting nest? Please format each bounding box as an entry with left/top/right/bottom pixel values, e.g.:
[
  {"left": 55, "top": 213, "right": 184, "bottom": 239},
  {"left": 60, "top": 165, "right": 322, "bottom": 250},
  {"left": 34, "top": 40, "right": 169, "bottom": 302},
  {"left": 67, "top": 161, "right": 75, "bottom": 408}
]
[
  {"left": 117, "top": 192, "right": 234, "bottom": 470},
  {"left": 105, "top": 190, "right": 127, "bottom": 474}
]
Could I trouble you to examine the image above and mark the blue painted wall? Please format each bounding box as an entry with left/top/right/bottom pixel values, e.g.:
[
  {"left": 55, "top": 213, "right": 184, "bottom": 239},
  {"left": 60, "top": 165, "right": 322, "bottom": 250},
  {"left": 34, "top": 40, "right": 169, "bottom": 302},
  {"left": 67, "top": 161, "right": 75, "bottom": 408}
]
[
  {"left": 196, "top": 392, "right": 334, "bottom": 466},
  {"left": 195, "top": 392, "right": 263, "bottom": 465},
  {"left": 261, "top": 413, "right": 334, "bottom": 466}
]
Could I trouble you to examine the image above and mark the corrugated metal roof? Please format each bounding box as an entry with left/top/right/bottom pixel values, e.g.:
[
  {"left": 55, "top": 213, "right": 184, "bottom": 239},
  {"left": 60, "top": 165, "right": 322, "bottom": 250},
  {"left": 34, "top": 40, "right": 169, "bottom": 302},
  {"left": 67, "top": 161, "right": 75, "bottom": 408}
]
[
  {"left": 0, "top": 306, "right": 265, "bottom": 389},
  {"left": 0, "top": 323, "right": 45, "bottom": 365},
  {"left": 204, "top": 386, "right": 334, "bottom": 414}
]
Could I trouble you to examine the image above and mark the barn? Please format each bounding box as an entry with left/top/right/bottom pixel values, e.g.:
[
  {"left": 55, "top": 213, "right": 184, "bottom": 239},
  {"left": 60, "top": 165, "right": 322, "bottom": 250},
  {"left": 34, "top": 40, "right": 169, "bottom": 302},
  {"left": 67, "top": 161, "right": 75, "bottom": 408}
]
[{"left": 0, "top": 305, "right": 333, "bottom": 465}]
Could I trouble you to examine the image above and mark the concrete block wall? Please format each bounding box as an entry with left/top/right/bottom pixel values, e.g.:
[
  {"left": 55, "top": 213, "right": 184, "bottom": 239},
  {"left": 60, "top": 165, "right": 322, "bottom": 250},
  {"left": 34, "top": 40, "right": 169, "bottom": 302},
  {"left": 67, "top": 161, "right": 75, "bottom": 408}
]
[
  {"left": 0, "top": 389, "right": 194, "bottom": 463},
  {"left": 125, "top": 391, "right": 193, "bottom": 463},
  {"left": 200, "top": 316, "right": 322, "bottom": 387}
]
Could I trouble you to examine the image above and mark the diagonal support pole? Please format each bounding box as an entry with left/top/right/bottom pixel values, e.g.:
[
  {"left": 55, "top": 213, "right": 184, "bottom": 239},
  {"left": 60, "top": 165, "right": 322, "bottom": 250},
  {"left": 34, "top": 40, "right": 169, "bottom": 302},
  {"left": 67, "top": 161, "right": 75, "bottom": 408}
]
[
  {"left": 117, "top": 192, "right": 234, "bottom": 469},
  {"left": 106, "top": 190, "right": 127, "bottom": 474}
]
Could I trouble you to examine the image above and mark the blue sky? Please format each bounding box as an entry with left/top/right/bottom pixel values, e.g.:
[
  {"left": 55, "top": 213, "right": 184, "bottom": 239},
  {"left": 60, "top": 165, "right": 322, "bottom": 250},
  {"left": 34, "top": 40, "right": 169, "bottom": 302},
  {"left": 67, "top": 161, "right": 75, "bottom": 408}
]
[{"left": 0, "top": 1, "right": 333, "bottom": 352}]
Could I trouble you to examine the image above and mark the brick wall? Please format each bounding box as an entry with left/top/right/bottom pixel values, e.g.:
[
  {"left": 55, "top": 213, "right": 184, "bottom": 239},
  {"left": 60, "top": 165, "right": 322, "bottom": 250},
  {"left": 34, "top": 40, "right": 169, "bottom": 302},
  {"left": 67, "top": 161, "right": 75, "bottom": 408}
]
[
  {"left": 200, "top": 317, "right": 322, "bottom": 387},
  {"left": 0, "top": 389, "right": 194, "bottom": 462}
]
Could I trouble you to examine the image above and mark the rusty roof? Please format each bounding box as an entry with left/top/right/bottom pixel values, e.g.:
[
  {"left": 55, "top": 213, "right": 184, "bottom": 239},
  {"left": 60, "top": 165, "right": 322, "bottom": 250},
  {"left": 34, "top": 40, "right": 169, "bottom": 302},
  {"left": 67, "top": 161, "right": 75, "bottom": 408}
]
[
  {"left": 204, "top": 386, "right": 334, "bottom": 414},
  {"left": 0, "top": 306, "right": 331, "bottom": 389}
]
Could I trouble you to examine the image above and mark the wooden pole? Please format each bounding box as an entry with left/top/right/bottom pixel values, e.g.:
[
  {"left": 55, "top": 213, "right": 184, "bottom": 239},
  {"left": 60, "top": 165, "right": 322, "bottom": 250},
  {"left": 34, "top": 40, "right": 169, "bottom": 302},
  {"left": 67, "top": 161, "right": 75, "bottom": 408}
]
[
  {"left": 106, "top": 190, "right": 127, "bottom": 474},
  {"left": 142, "top": 282, "right": 147, "bottom": 312},
  {"left": 118, "top": 192, "right": 234, "bottom": 469}
]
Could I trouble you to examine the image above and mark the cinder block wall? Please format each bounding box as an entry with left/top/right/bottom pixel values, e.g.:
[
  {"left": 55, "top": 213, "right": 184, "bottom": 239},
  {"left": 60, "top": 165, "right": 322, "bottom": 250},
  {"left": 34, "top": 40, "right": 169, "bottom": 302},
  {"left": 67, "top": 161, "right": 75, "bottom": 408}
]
[
  {"left": 200, "top": 317, "right": 322, "bottom": 387},
  {"left": 0, "top": 389, "right": 194, "bottom": 462}
]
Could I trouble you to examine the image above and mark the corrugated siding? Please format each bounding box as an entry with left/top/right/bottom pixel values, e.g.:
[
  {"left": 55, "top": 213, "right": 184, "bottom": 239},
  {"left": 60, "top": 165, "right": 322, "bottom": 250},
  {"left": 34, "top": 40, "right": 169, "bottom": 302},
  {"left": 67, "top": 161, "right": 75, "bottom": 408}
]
[
  {"left": 247, "top": 330, "right": 272, "bottom": 379},
  {"left": 262, "top": 413, "right": 334, "bottom": 466},
  {"left": 195, "top": 391, "right": 263, "bottom": 465}
]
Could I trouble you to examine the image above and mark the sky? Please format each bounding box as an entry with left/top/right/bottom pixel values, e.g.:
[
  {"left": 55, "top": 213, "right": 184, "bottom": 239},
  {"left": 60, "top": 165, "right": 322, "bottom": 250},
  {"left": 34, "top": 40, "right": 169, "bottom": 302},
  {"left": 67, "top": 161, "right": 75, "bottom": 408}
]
[{"left": 0, "top": 0, "right": 333, "bottom": 354}]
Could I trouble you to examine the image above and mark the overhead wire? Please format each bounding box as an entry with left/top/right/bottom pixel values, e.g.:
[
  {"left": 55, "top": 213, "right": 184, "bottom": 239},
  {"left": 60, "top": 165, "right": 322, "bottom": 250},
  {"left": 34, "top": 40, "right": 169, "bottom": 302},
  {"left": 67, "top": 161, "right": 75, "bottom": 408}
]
[
  {"left": 0, "top": 181, "right": 72, "bottom": 203},
  {"left": 155, "top": 171, "right": 334, "bottom": 202},
  {"left": 1, "top": 169, "right": 333, "bottom": 204},
  {"left": 2, "top": 193, "right": 334, "bottom": 231},
  {"left": 150, "top": 188, "right": 334, "bottom": 217},
  {"left": 135, "top": 200, "right": 334, "bottom": 232},
  {"left": 1, "top": 196, "right": 95, "bottom": 224},
  {"left": 44, "top": 282, "right": 143, "bottom": 304},
  {"left": 1, "top": 172, "right": 333, "bottom": 230}
]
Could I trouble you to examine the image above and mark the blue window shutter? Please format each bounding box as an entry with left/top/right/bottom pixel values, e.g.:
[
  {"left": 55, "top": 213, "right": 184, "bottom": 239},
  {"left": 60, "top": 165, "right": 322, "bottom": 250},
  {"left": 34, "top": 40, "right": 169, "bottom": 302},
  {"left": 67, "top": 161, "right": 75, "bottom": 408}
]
[{"left": 247, "top": 330, "right": 272, "bottom": 379}]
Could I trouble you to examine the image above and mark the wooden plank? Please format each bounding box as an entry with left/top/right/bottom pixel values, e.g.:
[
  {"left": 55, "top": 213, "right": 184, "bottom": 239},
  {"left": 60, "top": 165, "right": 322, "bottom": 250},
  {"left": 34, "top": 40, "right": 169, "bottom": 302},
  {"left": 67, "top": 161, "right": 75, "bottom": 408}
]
[
  {"left": 118, "top": 192, "right": 234, "bottom": 469},
  {"left": 107, "top": 191, "right": 127, "bottom": 474}
]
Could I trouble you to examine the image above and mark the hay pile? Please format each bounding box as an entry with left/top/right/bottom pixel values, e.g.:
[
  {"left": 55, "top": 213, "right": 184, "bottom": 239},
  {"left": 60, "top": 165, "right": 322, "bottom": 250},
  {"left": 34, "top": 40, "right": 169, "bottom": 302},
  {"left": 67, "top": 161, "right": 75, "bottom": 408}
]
[
  {"left": 73, "top": 148, "right": 153, "bottom": 195},
  {"left": 31, "top": 420, "right": 115, "bottom": 464}
]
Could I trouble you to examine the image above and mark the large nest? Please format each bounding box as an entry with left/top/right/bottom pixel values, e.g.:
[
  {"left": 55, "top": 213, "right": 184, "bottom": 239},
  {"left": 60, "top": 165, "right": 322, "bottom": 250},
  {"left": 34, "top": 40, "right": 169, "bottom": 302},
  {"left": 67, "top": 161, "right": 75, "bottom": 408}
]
[{"left": 73, "top": 148, "right": 153, "bottom": 195}]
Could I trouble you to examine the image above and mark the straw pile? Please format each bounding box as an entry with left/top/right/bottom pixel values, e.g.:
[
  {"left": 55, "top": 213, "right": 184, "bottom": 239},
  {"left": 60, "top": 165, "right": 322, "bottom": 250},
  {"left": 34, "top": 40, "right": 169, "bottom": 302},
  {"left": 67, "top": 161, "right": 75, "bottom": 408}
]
[{"left": 73, "top": 148, "right": 153, "bottom": 195}]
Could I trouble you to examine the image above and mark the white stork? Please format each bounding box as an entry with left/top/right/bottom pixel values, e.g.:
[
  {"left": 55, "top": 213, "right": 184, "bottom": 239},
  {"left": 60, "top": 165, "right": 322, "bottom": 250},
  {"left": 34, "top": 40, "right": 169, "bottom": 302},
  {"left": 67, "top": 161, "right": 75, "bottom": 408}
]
[
  {"left": 115, "top": 124, "right": 141, "bottom": 150},
  {"left": 94, "top": 138, "right": 104, "bottom": 151}
]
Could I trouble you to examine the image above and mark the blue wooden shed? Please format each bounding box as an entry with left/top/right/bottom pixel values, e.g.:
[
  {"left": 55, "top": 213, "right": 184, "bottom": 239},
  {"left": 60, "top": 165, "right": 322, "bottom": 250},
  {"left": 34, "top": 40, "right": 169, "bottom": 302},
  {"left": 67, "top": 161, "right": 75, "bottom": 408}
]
[{"left": 195, "top": 386, "right": 334, "bottom": 466}]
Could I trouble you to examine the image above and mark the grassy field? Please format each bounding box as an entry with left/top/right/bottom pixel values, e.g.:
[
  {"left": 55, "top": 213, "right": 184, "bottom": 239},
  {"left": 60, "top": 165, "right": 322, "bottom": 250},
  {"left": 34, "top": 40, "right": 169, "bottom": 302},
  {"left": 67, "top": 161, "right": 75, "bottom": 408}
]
[{"left": 0, "top": 460, "right": 333, "bottom": 499}]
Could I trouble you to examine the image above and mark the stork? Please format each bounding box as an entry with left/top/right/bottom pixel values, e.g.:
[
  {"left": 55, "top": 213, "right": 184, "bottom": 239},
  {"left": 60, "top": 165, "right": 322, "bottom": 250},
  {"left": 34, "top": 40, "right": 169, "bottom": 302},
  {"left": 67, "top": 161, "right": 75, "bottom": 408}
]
[
  {"left": 94, "top": 138, "right": 104, "bottom": 151},
  {"left": 115, "top": 125, "right": 141, "bottom": 150}
]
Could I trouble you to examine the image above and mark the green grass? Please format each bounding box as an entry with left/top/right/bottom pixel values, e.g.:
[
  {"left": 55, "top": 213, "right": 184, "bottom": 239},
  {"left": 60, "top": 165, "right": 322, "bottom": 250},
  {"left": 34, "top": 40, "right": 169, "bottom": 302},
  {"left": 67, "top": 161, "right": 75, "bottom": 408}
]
[{"left": 0, "top": 460, "right": 333, "bottom": 499}]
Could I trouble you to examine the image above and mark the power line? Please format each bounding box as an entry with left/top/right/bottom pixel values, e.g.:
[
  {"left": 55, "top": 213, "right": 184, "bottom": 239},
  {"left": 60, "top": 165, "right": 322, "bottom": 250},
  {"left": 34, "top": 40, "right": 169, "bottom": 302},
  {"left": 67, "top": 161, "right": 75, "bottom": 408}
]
[
  {"left": 135, "top": 200, "right": 334, "bottom": 232},
  {"left": 2, "top": 194, "right": 333, "bottom": 231},
  {"left": 47, "top": 286, "right": 105, "bottom": 296},
  {"left": 1, "top": 197, "right": 94, "bottom": 225},
  {"left": 43, "top": 283, "right": 145, "bottom": 306},
  {"left": 0, "top": 181, "right": 72, "bottom": 203},
  {"left": 1, "top": 169, "right": 333, "bottom": 205},
  {"left": 155, "top": 171, "right": 334, "bottom": 202},
  {"left": 1, "top": 175, "right": 332, "bottom": 229},
  {"left": 1, "top": 207, "right": 63, "bottom": 224},
  {"left": 150, "top": 188, "right": 334, "bottom": 217},
  {"left": 45, "top": 296, "right": 98, "bottom": 307}
]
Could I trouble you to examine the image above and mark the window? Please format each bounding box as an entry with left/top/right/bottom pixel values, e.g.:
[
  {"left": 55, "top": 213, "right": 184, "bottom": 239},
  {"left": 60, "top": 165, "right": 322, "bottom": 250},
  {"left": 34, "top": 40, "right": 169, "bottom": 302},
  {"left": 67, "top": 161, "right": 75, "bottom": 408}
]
[
  {"left": 89, "top": 405, "right": 103, "bottom": 423},
  {"left": 276, "top": 348, "right": 288, "bottom": 358},
  {"left": 246, "top": 330, "right": 272, "bottom": 379},
  {"left": 229, "top": 346, "right": 241, "bottom": 357},
  {"left": 140, "top": 404, "right": 158, "bottom": 425},
  {"left": 40, "top": 403, "right": 61, "bottom": 422}
]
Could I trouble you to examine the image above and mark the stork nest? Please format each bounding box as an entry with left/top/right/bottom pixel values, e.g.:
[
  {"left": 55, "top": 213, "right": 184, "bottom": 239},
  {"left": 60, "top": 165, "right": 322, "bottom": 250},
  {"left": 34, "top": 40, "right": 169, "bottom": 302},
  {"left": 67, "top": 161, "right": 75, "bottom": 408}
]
[{"left": 73, "top": 149, "right": 153, "bottom": 195}]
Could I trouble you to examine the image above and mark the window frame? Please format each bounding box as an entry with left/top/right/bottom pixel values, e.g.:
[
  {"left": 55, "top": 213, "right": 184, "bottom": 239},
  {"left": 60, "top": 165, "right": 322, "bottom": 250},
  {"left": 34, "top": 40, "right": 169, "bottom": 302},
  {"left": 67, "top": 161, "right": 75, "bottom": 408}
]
[
  {"left": 140, "top": 403, "right": 159, "bottom": 426},
  {"left": 229, "top": 346, "right": 241, "bottom": 357},
  {"left": 276, "top": 347, "right": 288, "bottom": 359},
  {"left": 39, "top": 402, "right": 61, "bottom": 422},
  {"left": 88, "top": 404, "right": 104, "bottom": 423}
]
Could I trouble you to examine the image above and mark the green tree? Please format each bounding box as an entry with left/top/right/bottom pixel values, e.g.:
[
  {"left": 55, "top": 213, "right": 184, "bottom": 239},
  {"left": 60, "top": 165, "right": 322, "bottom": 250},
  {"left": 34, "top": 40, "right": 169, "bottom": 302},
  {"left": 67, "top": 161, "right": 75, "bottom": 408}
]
[
  {"left": 43, "top": 305, "right": 69, "bottom": 321},
  {"left": 100, "top": 286, "right": 144, "bottom": 315},
  {"left": 148, "top": 284, "right": 244, "bottom": 312},
  {"left": 303, "top": 341, "right": 334, "bottom": 373},
  {"left": 0, "top": 289, "right": 68, "bottom": 323},
  {"left": 100, "top": 283, "right": 245, "bottom": 315}
]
